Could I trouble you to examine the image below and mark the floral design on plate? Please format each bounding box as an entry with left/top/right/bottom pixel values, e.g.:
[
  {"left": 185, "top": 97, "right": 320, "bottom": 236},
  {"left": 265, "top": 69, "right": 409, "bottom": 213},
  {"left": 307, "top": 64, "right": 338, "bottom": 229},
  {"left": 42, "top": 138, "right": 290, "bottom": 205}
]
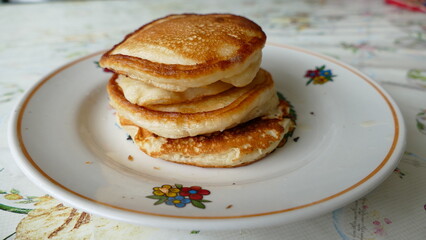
[
  {"left": 146, "top": 184, "right": 211, "bottom": 209},
  {"left": 304, "top": 65, "right": 336, "bottom": 85},
  {"left": 94, "top": 61, "right": 112, "bottom": 72},
  {"left": 277, "top": 91, "right": 297, "bottom": 141}
]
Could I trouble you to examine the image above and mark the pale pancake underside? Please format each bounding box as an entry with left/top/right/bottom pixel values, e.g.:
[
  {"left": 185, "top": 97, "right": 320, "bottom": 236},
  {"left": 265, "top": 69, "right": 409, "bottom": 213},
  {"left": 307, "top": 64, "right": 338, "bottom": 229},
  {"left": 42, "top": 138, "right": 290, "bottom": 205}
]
[
  {"left": 108, "top": 69, "right": 279, "bottom": 139},
  {"left": 105, "top": 51, "right": 262, "bottom": 92},
  {"left": 117, "top": 75, "right": 233, "bottom": 106}
]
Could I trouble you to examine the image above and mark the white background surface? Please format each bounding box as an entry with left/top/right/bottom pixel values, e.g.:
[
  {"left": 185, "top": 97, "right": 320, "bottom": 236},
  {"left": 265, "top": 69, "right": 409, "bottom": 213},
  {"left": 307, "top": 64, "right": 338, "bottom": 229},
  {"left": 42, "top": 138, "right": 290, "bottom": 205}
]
[{"left": 1, "top": 0, "right": 425, "bottom": 239}]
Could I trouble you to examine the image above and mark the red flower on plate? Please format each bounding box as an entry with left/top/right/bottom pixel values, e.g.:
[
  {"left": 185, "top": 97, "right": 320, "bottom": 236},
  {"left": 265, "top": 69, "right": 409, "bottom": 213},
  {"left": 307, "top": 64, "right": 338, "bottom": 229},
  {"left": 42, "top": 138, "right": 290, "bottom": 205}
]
[
  {"left": 304, "top": 69, "right": 320, "bottom": 78},
  {"left": 179, "top": 186, "right": 210, "bottom": 200}
]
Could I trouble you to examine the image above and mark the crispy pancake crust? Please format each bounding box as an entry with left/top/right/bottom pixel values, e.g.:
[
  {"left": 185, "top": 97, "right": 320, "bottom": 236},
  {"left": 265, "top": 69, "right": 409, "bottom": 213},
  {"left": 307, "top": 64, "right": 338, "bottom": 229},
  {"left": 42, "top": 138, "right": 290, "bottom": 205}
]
[
  {"left": 99, "top": 13, "right": 266, "bottom": 91},
  {"left": 117, "top": 100, "right": 296, "bottom": 168},
  {"left": 107, "top": 69, "right": 279, "bottom": 139}
]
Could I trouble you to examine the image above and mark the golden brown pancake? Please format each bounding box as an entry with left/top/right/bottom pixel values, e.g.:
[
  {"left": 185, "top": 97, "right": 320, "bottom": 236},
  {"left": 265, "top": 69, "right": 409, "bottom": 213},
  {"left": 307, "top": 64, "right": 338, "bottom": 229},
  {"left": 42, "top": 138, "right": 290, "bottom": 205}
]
[
  {"left": 99, "top": 13, "right": 266, "bottom": 91},
  {"left": 117, "top": 99, "right": 296, "bottom": 168},
  {"left": 100, "top": 14, "right": 296, "bottom": 168},
  {"left": 107, "top": 69, "right": 279, "bottom": 139}
]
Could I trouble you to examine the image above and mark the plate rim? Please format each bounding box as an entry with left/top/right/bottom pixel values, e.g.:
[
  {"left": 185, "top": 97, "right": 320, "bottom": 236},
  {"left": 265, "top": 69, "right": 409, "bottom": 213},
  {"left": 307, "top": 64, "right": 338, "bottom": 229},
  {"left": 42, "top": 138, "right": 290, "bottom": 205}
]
[{"left": 7, "top": 43, "right": 406, "bottom": 228}]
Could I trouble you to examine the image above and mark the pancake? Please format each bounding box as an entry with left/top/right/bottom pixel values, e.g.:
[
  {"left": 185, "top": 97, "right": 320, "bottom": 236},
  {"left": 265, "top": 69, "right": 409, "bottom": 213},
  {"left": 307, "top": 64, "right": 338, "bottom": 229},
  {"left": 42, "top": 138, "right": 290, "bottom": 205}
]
[
  {"left": 117, "top": 99, "right": 296, "bottom": 168},
  {"left": 107, "top": 69, "right": 279, "bottom": 139},
  {"left": 99, "top": 13, "right": 266, "bottom": 91},
  {"left": 117, "top": 74, "right": 233, "bottom": 106}
]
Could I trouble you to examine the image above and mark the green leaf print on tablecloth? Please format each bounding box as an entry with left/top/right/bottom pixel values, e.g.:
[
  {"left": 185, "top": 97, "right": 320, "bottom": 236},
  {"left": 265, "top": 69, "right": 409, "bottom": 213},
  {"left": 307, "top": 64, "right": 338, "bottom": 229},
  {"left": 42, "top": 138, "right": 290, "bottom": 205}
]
[{"left": 0, "top": 189, "right": 49, "bottom": 214}]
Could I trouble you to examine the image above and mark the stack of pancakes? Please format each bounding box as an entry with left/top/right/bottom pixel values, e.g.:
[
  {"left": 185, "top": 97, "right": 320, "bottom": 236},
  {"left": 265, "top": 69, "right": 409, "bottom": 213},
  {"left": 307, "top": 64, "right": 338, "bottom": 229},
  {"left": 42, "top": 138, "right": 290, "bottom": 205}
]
[{"left": 100, "top": 13, "right": 296, "bottom": 168}]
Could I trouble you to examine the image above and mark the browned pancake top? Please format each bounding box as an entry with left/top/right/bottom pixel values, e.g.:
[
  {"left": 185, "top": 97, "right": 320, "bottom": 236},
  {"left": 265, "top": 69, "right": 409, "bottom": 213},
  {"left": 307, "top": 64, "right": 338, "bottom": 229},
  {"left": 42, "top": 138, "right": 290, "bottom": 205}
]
[{"left": 100, "top": 13, "right": 266, "bottom": 78}]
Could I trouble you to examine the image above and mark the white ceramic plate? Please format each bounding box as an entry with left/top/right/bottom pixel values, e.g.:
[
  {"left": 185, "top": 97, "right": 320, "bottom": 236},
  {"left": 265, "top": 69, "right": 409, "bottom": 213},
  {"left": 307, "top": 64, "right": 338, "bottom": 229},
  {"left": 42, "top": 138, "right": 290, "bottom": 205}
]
[{"left": 8, "top": 44, "right": 406, "bottom": 230}]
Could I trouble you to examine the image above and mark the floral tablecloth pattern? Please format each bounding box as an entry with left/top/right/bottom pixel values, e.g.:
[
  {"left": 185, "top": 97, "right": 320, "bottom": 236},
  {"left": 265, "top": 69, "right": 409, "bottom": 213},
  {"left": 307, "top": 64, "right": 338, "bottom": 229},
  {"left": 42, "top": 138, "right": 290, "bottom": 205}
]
[{"left": 1, "top": 0, "right": 425, "bottom": 239}]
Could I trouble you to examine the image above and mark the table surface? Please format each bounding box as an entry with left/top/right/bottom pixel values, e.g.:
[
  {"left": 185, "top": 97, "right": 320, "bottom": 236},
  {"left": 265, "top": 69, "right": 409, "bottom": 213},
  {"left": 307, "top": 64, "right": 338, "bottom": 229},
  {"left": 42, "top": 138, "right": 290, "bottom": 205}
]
[{"left": 1, "top": 0, "right": 426, "bottom": 239}]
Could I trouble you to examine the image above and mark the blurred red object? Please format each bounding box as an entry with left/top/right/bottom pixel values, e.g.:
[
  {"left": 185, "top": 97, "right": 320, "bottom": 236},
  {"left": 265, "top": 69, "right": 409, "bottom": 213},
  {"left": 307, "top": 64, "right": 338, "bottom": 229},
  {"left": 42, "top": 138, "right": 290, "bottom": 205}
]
[{"left": 385, "top": 0, "right": 426, "bottom": 12}]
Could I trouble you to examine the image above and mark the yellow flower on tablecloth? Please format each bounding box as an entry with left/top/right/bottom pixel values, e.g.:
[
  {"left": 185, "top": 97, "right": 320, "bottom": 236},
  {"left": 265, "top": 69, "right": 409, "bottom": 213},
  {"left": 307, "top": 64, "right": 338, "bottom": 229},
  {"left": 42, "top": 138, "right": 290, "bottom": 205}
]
[
  {"left": 34, "top": 195, "right": 53, "bottom": 202},
  {"left": 4, "top": 194, "right": 23, "bottom": 200},
  {"left": 153, "top": 185, "right": 180, "bottom": 197}
]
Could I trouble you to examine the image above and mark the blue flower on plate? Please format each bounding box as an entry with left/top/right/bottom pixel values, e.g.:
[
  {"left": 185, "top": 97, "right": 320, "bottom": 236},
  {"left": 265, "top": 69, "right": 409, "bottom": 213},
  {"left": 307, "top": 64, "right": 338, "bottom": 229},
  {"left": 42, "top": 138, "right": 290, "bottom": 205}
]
[
  {"left": 320, "top": 69, "right": 332, "bottom": 77},
  {"left": 165, "top": 196, "right": 191, "bottom": 208}
]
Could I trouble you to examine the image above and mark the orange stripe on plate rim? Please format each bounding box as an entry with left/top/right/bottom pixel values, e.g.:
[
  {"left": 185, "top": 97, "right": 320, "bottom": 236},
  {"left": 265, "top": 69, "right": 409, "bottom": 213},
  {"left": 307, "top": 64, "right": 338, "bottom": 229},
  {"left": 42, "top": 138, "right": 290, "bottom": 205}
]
[{"left": 16, "top": 44, "right": 400, "bottom": 219}]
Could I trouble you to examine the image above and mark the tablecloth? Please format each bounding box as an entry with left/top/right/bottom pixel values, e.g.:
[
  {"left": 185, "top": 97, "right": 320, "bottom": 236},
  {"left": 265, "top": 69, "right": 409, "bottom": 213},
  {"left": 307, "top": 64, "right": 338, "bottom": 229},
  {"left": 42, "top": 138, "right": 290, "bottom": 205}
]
[{"left": 1, "top": 0, "right": 425, "bottom": 239}]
